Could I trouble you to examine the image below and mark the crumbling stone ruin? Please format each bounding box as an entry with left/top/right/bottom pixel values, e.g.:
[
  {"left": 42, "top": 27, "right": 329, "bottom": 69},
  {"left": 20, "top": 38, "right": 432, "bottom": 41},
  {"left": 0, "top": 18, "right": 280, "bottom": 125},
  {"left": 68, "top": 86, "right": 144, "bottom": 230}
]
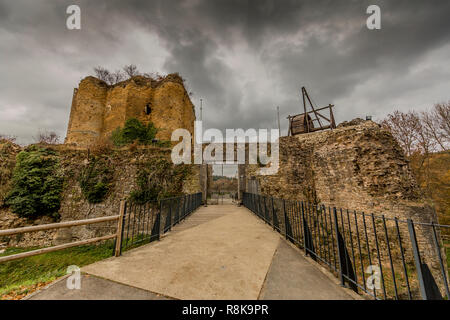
[
  {"left": 245, "top": 120, "right": 447, "bottom": 297},
  {"left": 247, "top": 121, "right": 429, "bottom": 218},
  {"left": 65, "top": 74, "right": 196, "bottom": 147}
]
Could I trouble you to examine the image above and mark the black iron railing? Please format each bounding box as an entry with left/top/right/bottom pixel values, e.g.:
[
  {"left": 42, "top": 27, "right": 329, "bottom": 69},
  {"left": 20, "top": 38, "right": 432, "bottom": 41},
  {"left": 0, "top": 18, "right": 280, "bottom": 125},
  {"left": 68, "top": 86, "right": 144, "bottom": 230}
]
[
  {"left": 243, "top": 192, "right": 450, "bottom": 300},
  {"left": 118, "top": 193, "right": 202, "bottom": 253}
]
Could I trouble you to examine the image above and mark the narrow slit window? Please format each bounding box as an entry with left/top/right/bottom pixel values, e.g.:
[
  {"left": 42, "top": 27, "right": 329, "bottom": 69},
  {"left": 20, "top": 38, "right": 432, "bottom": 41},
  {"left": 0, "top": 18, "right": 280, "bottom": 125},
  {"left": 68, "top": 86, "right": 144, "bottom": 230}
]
[{"left": 145, "top": 104, "right": 152, "bottom": 115}]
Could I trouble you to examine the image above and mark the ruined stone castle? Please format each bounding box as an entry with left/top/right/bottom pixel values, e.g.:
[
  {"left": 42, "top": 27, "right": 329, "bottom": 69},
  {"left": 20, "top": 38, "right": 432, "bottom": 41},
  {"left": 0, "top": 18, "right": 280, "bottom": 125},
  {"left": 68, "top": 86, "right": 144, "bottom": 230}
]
[{"left": 65, "top": 74, "right": 196, "bottom": 147}]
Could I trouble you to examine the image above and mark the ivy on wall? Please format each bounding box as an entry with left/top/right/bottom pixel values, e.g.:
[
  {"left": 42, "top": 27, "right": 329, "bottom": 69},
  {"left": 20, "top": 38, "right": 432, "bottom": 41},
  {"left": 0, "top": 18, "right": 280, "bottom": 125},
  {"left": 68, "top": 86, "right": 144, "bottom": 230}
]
[
  {"left": 130, "top": 157, "right": 191, "bottom": 204},
  {"left": 111, "top": 118, "right": 158, "bottom": 146},
  {"left": 79, "top": 157, "right": 114, "bottom": 204}
]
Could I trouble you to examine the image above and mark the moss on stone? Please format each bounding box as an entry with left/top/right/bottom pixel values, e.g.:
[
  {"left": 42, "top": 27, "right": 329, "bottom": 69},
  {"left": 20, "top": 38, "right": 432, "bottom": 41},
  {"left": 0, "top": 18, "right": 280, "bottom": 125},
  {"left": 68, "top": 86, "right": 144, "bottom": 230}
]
[{"left": 79, "top": 157, "right": 114, "bottom": 204}]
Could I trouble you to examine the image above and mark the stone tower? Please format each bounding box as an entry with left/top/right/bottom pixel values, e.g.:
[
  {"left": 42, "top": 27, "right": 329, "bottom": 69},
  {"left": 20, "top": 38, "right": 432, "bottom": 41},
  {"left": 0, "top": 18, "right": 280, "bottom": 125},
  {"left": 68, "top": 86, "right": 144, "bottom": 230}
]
[{"left": 65, "top": 74, "right": 196, "bottom": 147}]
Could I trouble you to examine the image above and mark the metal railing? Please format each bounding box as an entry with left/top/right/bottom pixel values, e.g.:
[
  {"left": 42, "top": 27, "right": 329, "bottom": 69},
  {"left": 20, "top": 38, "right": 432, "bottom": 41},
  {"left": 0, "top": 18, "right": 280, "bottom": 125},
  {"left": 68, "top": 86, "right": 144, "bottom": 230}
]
[
  {"left": 117, "top": 193, "right": 202, "bottom": 253},
  {"left": 243, "top": 192, "right": 450, "bottom": 300}
]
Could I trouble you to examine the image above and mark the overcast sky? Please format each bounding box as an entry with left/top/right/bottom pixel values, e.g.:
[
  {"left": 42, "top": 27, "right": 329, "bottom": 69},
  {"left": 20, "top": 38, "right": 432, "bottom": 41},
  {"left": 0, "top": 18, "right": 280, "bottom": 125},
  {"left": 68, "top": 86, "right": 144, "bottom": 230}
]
[{"left": 1, "top": 0, "right": 450, "bottom": 149}]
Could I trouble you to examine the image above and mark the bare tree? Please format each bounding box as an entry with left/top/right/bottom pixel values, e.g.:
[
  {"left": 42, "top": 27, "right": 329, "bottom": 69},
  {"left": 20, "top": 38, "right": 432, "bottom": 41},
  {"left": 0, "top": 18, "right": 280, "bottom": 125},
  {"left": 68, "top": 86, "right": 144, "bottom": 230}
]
[
  {"left": 93, "top": 66, "right": 112, "bottom": 83},
  {"left": 381, "top": 110, "right": 419, "bottom": 156},
  {"left": 123, "top": 64, "right": 139, "bottom": 77},
  {"left": 434, "top": 102, "right": 450, "bottom": 146},
  {"left": 409, "top": 111, "right": 434, "bottom": 156},
  {"left": 110, "top": 70, "right": 125, "bottom": 84},
  {"left": 35, "top": 130, "right": 60, "bottom": 144},
  {"left": 421, "top": 110, "right": 447, "bottom": 152},
  {"left": 381, "top": 104, "right": 450, "bottom": 157}
]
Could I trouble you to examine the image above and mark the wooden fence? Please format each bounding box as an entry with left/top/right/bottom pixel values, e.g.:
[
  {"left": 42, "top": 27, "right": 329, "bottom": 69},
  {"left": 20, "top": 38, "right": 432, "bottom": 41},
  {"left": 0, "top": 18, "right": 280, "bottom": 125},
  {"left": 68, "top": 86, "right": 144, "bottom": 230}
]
[{"left": 0, "top": 201, "right": 126, "bottom": 263}]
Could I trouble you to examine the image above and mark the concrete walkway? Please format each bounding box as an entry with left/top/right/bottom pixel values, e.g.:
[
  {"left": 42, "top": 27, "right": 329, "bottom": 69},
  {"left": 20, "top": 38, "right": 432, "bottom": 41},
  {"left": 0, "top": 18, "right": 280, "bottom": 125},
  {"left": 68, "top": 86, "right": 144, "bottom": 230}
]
[{"left": 29, "top": 205, "right": 355, "bottom": 300}]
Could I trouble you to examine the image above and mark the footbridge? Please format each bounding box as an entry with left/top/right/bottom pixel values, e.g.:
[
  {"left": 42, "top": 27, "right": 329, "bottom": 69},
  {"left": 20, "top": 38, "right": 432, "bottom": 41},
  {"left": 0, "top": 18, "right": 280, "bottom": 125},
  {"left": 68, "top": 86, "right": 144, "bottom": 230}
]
[{"left": 28, "top": 201, "right": 357, "bottom": 300}]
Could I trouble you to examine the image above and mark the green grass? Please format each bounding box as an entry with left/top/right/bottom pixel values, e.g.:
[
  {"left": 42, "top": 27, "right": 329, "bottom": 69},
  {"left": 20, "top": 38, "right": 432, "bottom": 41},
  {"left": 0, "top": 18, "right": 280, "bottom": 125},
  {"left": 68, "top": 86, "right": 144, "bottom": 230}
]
[{"left": 0, "top": 240, "right": 115, "bottom": 298}]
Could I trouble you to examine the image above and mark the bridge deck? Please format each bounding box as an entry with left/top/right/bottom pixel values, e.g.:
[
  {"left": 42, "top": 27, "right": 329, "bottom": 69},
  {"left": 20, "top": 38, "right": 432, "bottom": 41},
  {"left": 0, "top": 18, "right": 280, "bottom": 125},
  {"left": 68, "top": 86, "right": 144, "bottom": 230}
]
[{"left": 28, "top": 205, "right": 356, "bottom": 300}]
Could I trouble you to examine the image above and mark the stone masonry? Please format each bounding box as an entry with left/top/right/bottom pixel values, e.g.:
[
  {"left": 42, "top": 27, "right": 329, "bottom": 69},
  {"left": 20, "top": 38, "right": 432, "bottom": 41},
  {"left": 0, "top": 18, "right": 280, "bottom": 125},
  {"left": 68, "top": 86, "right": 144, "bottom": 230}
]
[
  {"left": 65, "top": 74, "right": 196, "bottom": 147},
  {"left": 245, "top": 120, "right": 447, "bottom": 297}
]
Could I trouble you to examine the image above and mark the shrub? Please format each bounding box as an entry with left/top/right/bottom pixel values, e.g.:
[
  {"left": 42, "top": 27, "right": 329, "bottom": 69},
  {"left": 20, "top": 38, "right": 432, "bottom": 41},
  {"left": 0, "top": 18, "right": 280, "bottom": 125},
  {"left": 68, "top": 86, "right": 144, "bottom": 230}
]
[
  {"left": 79, "top": 157, "right": 114, "bottom": 204},
  {"left": 5, "top": 146, "right": 63, "bottom": 219},
  {"left": 111, "top": 118, "right": 157, "bottom": 146}
]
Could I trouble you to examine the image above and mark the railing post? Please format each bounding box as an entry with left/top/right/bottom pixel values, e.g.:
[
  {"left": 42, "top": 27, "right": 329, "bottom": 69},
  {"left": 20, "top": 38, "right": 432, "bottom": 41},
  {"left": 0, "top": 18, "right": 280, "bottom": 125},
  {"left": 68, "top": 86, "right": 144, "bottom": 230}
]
[
  {"left": 157, "top": 201, "right": 162, "bottom": 240},
  {"left": 333, "top": 207, "right": 345, "bottom": 287},
  {"left": 301, "top": 201, "right": 307, "bottom": 256},
  {"left": 263, "top": 196, "right": 267, "bottom": 224},
  {"left": 168, "top": 200, "right": 173, "bottom": 231},
  {"left": 187, "top": 195, "right": 190, "bottom": 214},
  {"left": 407, "top": 219, "right": 429, "bottom": 300},
  {"left": 114, "top": 200, "right": 126, "bottom": 257},
  {"left": 176, "top": 198, "right": 180, "bottom": 225},
  {"left": 271, "top": 197, "right": 275, "bottom": 230},
  {"left": 283, "top": 199, "right": 288, "bottom": 239}
]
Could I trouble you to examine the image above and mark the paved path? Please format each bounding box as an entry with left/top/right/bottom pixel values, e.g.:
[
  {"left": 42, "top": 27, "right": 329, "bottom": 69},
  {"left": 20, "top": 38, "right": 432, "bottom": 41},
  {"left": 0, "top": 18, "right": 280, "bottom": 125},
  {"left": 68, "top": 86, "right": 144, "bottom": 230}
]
[{"left": 29, "top": 205, "right": 355, "bottom": 300}]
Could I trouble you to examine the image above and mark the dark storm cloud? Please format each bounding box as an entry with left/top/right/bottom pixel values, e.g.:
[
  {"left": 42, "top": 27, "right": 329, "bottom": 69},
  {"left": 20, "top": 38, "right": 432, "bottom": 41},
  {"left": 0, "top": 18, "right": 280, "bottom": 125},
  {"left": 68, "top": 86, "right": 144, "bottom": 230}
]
[{"left": 0, "top": 0, "right": 450, "bottom": 143}]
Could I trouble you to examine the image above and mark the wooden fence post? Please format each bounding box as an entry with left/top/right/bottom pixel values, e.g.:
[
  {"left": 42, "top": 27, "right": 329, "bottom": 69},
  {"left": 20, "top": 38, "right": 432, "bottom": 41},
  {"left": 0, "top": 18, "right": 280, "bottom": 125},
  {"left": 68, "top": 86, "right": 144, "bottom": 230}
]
[{"left": 115, "top": 200, "right": 126, "bottom": 257}]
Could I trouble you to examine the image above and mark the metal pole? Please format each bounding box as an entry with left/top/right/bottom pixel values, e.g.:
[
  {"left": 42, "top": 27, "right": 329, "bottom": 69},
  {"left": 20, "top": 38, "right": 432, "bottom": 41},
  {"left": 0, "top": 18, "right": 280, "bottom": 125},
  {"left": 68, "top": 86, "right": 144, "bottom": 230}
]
[
  {"left": 333, "top": 207, "right": 345, "bottom": 287},
  {"left": 407, "top": 219, "right": 429, "bottom": 300},
  {"left": 283, "top": 200, "right": 288, "bottom": 239},
  {"left": 301, "top": 202, "right": 307, "bottom": 256},
  {"left": 200, "top": 98, "right": 203, "bottom": 121},
  {"left": 157, "top": 202, "right": 162, "bottom": 240}
]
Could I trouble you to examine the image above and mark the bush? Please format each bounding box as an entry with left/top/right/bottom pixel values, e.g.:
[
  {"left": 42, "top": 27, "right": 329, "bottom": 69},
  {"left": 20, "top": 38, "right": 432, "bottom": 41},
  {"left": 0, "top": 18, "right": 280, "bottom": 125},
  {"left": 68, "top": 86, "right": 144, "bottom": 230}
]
[
  {"left": 79, "top": 157, "right": 114, "bottom": 204},
  {"left": 111, "top": 118, "right": 157, "bottom": 146},
  {"left": 5, "top": 146, "right": 63, "bottom": 219}
]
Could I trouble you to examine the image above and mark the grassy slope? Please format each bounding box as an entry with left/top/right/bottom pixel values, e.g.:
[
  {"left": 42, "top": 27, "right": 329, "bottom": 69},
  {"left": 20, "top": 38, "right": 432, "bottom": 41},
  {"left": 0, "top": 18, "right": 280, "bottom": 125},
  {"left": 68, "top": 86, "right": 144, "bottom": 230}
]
[
  {"left": 410, "top": 151, "right": 450, "bottom": 272},
  {"left": 410, "top": 151, "right": 450, "bottom": 226},
  {"left": 0, "top": 241, "right": 114, "bottom": 299}
]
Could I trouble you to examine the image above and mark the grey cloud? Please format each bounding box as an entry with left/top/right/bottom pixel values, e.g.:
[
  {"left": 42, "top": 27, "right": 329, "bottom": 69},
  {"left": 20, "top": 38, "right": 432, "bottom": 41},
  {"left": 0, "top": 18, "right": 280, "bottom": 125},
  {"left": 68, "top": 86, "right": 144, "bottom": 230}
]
[{"left": 0, "top": 0, "right": 449, "bottom": 144}]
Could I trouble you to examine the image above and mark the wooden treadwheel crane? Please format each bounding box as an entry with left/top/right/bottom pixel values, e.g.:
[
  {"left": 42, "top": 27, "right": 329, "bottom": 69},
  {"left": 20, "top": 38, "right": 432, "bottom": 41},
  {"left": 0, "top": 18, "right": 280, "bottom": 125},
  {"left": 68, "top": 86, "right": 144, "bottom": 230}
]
[{"left": 287, "top": 87, "right": 336, "bottom": 136}]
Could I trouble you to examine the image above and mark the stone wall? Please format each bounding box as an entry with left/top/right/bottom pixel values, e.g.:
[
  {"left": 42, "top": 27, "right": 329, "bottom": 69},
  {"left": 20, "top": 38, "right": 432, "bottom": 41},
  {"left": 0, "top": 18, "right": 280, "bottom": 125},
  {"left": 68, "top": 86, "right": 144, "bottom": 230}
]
[
  {"left": 0, "top": 143, "right": 201, "bottom": 248},
  {"left": 247, "top": 121, "right": 433, "bottom": 222},
  {"left": 65, "top": 74, "right": 196, "bottom": 147},
  {"left": 245, "top": 120, "right": 447, "bottom": 296}
]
